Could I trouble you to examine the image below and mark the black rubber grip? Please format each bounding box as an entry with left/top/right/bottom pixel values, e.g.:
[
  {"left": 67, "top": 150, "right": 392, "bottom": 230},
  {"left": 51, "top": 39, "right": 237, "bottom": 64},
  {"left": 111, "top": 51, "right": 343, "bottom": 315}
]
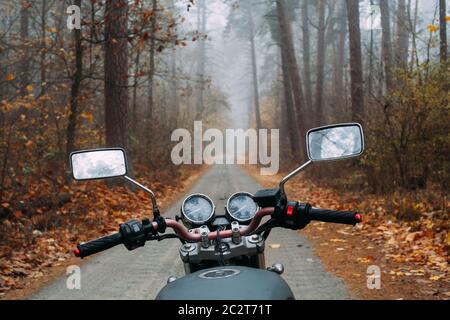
[
  {"left": 308, "top": 208, "right": 362, "bottom": 226},
  {"left": 75, "top": 233, "right": 123, "bottom": 258}
]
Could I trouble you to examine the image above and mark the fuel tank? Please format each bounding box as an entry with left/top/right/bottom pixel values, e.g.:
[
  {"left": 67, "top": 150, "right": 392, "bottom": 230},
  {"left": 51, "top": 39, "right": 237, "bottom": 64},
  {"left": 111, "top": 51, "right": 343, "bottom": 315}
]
[{"left": 156, "top": 266, "right": 295, "bottom": 300}]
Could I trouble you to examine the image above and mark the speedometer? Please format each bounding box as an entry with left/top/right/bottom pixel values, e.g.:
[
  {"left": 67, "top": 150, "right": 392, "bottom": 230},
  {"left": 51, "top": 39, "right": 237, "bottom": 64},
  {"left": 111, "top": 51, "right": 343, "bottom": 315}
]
[
  {"left": 181, "top": 194, "right": 215, "bottom": 228},
  {"left": 226, "top": 192, "right": 258, "bottom": 223}
]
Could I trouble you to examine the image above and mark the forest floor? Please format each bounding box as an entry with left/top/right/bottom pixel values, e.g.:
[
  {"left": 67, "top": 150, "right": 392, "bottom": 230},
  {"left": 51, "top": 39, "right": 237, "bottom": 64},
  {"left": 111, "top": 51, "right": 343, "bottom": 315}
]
[
  {"left": 245, "top": 165, "right": 449, "bottom": 300},
  {"left": 0, "top": 164, "right": 207, "bottom": 299}
]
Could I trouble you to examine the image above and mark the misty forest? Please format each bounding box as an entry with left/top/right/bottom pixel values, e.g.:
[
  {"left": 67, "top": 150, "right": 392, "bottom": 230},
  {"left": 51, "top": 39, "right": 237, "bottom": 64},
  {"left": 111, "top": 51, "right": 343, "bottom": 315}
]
[{"left": 0, "top": 0, "right": 448, "bottom": 299}]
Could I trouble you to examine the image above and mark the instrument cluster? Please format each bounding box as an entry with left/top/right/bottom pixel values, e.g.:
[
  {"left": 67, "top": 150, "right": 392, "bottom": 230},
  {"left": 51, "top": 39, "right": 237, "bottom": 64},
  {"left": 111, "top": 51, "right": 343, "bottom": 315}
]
[{"left": 180, "top": 192, "right": 259, "bottom": 228}]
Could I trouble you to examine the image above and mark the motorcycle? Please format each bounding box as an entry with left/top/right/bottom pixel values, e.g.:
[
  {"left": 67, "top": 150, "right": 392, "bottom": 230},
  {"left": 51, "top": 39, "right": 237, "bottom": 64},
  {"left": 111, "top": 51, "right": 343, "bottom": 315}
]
[{"left": 70, "top": 123, "right": 364, "bottom": 300}]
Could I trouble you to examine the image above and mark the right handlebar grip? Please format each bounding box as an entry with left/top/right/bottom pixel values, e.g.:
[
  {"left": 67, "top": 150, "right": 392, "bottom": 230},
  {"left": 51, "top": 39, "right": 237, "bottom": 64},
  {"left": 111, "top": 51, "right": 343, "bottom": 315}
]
[
  {"left": 308, "top": 208, "right": 362, "bottom": 226},
  {"left": 75, "top": 233, "right": 123, "bottom": 258}
]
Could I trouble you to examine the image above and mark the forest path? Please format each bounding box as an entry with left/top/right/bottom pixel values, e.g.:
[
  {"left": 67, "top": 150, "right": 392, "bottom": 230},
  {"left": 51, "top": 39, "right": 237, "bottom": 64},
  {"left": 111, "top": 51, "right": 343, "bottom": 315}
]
[{"left": 31, "top": 165, "right": 349, "bottom": 300}]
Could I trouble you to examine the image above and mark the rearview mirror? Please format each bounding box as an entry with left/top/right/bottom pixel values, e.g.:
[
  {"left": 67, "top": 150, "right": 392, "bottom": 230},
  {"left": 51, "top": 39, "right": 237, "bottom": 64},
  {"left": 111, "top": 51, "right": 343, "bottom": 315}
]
[
  {"left": 70, "top": 148, "right": 128, "bottom": 181},
  {"left": 307, "top": 123, "right": 364, "bottom": 162}
]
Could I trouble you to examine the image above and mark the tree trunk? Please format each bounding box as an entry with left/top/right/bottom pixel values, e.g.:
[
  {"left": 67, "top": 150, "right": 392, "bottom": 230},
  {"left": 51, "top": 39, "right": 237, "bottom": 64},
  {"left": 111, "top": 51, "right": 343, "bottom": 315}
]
[
  {"left": 346, "top": 0, "right": 364, "bottom": 123},
  {"left": 280, "top": 48, "right": 301, "bottom": 157},
  {"left": 440, "top": 0, "right": 447, "bottom": 63},
  {"left": 396, "top": 0, "right": 409, "bottom": 69},
  {"left": 409, "top": 0, "right": 420, "bottom": 73},
  {"left": 301, "top": 0, "right": 313, "bottom": 115},
  {"left": 334, "top": 2, "right": 347, "bottom": 112},
  {"left": 170, "top": 47, "right": 179, "bottom": 127},
  {"left": 132, "top": 49, "right": 141, "bottom": 129},
  {"left": 40, "top": 0, "right": 47, "bottom": 95},
  {"left": 315, "top": 0, "right": 326, "bottom": 126},
  {"left": 104, "top": 0, "right": 129, "bottom": 149},
  {"left": 247, "top": 5, "right": 262, "bottom": 130},
  {"left": 66, "top": 0, "right": 83, "bottom": 160},
  {"left": 19, "top": 1, "right": 30, "bottom": 94},
  {"left": 380, "top": 0, "right": 393, "bottom": 91},
  {"left": 367, "top": 0, "right": 375, "bottom": 97},
  {"left": 147, "top": 0, "right": 157, "bottom": 143},
  {"left": 196, "top": 0, "right": 206, "bottom": 119},
  {"left": 54, "top": 0, "right": 66, "bottom": 49},
  {"left": 276, "top": 0, "right": 307, "bottom": 160}
]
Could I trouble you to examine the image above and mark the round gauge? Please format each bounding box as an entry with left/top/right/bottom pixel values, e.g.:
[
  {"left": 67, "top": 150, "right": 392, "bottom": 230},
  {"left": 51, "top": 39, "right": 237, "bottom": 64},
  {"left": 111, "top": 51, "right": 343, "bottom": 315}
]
[
  {"left": 226, "top": 192, "right": 258, "bottom": 223},
  {"left": 181, "top": 194, "right": 215, "bottom": 227}
]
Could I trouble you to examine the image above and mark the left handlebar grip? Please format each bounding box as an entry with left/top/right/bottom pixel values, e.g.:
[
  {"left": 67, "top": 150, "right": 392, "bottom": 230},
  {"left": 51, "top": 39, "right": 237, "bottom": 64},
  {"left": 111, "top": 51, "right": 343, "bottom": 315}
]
[{"left": 75, "top": 233, "right": 123, "bottom": 258}]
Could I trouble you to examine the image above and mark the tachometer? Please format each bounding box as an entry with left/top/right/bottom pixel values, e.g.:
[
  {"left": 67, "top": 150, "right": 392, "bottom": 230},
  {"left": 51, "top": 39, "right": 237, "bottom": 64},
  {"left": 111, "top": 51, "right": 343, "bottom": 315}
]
[
  {"left": 181, "top": 194, "right": 215, "bottom": 228},
  {"left": 226, "top": 192, "right": 258, "bottom": 223}
]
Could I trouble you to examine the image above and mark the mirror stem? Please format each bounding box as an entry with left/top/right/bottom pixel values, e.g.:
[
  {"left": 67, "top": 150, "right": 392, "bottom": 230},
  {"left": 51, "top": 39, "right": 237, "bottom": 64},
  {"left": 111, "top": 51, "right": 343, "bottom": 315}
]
[
  {"left": 123, "top": 176, "right": 160, "bottom": 216},
  {"left": 279, "top": 160, "right": 313, "bottom": 199}
]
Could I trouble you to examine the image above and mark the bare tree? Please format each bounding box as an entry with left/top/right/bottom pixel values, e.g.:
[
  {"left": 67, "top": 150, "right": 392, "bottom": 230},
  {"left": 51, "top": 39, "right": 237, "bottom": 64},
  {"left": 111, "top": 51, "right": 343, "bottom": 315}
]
[
  {"left": 380, "top": 0, "right": 393, "bottom": 91},
  {"left": 301, "top": 0, "right": 313, "bottom": 115},
  {"left": 196, "top": 0, "right": 207, "bottom": 119},
  {"left": 247, "top": 3, "right": 262, "bottom": 130},
  {"left": 315, "top": 0, "right": 326, "bottom": 126},
  {"left": 276, "top": 0, "right": 307, "bottom": 159},
  {"left": 333, "top": 1, "right": 347, "bottom": 112},
  {"left": 66, "top": 0, "right": 83, "bottom": 160},
  {"left": 148, "top": 0, "right": 158, "bottom": 132},
  {"left": 40, "top": 0, "right": 48, "bottom": 95},
  {"left": 396, "top": 0, "right": 409, "bottom": 69},
  {"left": 439, "top": 0, "right": 447, "bottom": 63},
  {"left": 280, "top": 48, "right": 301, "bottom": 157},
  {"left": 346, "top": 0, "right": 364, "bottom": 122},
  {"left": 19, "top": 1, "right": 30, "bottom": 94},
  {"left": 104, "top": 0, "right": 129, "bottom": 149}
]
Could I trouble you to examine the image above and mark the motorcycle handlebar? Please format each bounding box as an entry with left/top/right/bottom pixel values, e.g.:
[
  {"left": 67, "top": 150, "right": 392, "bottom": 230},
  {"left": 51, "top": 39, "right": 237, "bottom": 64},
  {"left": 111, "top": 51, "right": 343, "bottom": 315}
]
[
  {"left": 74, "top": 205, "right": 362, "bottom": 258},
  {"left": 74, "top": 208, "right": 275, "bottom": 258},
  {"left": 75, "top": 232, "right": 123, "bottom": 258},
  {"left": 307, "top": 207, "right": 362, "bottom": 226}
]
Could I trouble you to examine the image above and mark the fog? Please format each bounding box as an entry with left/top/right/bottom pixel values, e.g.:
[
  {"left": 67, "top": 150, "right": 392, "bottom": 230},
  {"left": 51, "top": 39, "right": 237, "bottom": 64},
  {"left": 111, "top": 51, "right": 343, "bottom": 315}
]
[{"left": 169, "top": 0, "right": 443, "bottom": 132}]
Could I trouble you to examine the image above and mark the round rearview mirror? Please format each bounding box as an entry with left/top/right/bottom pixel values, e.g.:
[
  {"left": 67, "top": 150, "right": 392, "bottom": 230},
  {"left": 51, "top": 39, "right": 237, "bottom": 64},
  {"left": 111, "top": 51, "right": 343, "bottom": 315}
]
[
  {"left": 70, "top": 148, "right": 128, "bottom": 181},
  {"left": 307, "top": 123, "right": 364, "bottom": 162}
]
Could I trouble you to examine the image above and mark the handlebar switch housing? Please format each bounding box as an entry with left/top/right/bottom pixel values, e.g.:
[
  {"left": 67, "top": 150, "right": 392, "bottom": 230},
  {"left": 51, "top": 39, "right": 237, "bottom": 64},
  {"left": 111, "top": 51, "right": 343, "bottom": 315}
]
[
  {"left": 119, "top": 220, "right": 147, "bottom": 251},
  {"left": 275, "top": 201, "right": 311, "bottom": 230},
  {"left": 253, "top": 188, "right": 282, "bottom": 208}
]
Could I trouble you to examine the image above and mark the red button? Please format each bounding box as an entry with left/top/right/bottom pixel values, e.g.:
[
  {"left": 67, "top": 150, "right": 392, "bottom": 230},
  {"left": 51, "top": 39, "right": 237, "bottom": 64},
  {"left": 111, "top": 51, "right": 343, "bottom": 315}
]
[{"left": 287, "top": 206, "right": 294, "bottom": 216}]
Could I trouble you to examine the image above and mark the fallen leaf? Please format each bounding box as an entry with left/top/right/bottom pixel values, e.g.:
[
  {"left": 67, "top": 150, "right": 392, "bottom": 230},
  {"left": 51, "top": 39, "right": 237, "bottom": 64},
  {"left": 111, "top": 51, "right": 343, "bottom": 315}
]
[
  {"left": 406, "top": 232, "right": 421, "bottom": 242},
  {"left": 330, "top": 238, "right": 347, "bottom": 243},
  {"left": 356, "top": 257, "right": 373, "bottom": 264}
]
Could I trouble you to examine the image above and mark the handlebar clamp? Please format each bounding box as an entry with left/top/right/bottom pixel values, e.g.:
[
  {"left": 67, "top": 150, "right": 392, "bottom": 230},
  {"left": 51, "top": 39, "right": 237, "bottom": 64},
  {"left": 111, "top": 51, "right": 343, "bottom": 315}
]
[{"left": 153, "top": 215, "right": 166, "bottom": 234}]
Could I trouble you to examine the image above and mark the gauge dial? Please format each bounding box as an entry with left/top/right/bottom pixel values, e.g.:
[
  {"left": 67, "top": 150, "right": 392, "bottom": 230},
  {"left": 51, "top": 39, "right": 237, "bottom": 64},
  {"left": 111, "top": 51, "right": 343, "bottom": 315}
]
[
  {"left": 181, "top": 194, "right": 215, "bottom": 227},
  {"left": 226, "top": 192, "right": 258, "bottom": 223}
]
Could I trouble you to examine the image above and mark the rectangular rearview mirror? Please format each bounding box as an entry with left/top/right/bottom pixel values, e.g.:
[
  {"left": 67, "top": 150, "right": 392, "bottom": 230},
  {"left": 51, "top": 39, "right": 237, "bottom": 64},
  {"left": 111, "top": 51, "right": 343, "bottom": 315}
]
[
  {"left": 70, "top": 148, "right": 128, "bottom": 181},
  {"left": 307, "top": 123, "right": 364, "bottom": 162}
]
